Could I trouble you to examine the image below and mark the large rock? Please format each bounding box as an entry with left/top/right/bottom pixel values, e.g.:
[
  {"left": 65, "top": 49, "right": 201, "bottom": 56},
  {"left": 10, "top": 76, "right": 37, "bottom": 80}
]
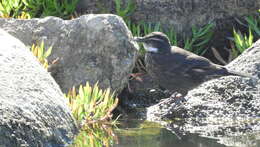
[
  {"left": 146, "top": 40, "right": 260, "bottom": 145},
  {"left": 0, "top": 29, "right": 78, "bottom": 146},
  {"left": 0, "top": 14, "right": 137, "bottom": 93}
]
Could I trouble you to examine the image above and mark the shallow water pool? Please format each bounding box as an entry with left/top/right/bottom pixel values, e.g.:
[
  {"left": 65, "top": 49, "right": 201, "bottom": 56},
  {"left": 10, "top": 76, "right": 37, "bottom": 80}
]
[{"left": 112, "top": 119, "right": 260, "bottom": 147}]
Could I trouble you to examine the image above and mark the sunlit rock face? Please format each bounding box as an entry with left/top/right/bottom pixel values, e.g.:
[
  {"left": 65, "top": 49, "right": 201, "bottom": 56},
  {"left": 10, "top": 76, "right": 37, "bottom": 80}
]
[
  {"left": 0, "top": 29, "right": 78, "bottom": 147},
  {"left": 0, "top": 14, "right": 138, "bottom": 93}
]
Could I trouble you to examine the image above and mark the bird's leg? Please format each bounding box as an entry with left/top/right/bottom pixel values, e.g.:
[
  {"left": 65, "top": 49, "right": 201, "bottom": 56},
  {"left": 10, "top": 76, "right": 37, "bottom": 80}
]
[
  {"left": 127, "top": 82, "right": 133, "bottom": 93},
  {"left": 129, "top": 72, "right": 145, "bottom": 82},
  {"left": 127, "top": 72, "right": 146, "bottom": 93}
]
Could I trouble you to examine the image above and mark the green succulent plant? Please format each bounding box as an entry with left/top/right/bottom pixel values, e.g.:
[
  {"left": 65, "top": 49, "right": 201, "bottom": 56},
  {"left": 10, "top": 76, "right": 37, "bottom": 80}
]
[
  {"left": 232, "top": 28, "right": 253, "bottom": 55},
  {"left": 114, "top": 0, "right": 136, "bottom": 21},
  {"left": 0, "top": 0, "right": 79, "bottom": 19},
  {"left": 66, "top": 82, "right": 119, "bottom": 123},
  {"left": 30, "top": 41, "right": 52, "bottom": 69},
  {"left": 184, "top": 23, "right": 215, "bottom": 55}
]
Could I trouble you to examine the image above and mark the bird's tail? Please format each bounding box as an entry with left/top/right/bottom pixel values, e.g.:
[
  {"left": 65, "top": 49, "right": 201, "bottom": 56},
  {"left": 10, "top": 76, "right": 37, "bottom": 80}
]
[
  {"left": 208, "top": 66, "right": 252, "bottom": 78},
  {"left": 217, "top": 66, "right": 252, "bottom": 77},
  {"left": 226, "top": 69, "right": 252, "bottom": 77}
]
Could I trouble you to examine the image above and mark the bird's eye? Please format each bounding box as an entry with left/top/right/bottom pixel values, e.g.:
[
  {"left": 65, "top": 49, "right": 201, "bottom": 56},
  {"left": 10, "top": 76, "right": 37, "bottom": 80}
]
[{"left": 143, "top": 43, "right": 158, "bottom": 53}]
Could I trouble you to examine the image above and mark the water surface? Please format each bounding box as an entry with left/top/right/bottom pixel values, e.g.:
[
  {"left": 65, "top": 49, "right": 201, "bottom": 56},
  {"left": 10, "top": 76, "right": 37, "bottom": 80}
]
[{"left": 112, "top": 119, "right": 260, "bottom": 147}]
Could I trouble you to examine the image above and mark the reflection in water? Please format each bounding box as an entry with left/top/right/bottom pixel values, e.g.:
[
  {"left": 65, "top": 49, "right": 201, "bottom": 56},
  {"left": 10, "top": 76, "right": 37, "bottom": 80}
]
[
  {"left": 112, "top": 119, "right": 260, "bottom": 147},
  {"left": 71, "top": 123, "right": 117, "bottom": 147}
]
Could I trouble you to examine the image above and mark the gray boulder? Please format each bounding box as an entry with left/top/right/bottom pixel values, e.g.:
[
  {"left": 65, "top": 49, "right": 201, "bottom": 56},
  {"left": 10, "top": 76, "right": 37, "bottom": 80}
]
[
  {"left": 0, "top": 29, "right": 78, "bottom": 147},
  {"left": 146, "top": 39, "right": 260, "bottom": 141},
  {"left": 0, "top": 14, "right": 137, "bottom": 93}
]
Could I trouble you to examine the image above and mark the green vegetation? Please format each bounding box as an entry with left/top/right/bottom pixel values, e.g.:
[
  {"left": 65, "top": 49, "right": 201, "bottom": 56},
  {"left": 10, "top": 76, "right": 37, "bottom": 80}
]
[
  {"left": 232, "top": 28, "right": 253, "bottom": 55},
  {"left": 245, "top": 15, "right": 260, "bottom": 37},
  {"left": 165, "top": 28, "right": 178, "bottom": 46},
  {"left": 30, "top": 41, "right": 52, "bottom": 69},
  {"left": 213, "top": 28, "right": 255, "bottom": 65},
  {"left": 222, "top": 11, "right": 260, "bottom": 63},
  {"left": 233, "top": 10, "right": 260, "bottom": 47},
  {"left": 66, "top": 82, "right": 119, "bottom": 147},
  {"left": 184, "top": 23, "right": 215, "bottom": 55},
  {"left": 23, "top": 0, "right": 79, "bottom": 19},
  {"left": 142, "top": 22, "right": 162, "bottom": 35},
  {"left": 114, "top": 0, "right": 135, "bottom": 21},
  {"left": 65, "top": 82, "right": 119, "bottom": 123},
  {"left": 0, "top": 0, "right": 30, "bottom": 18},
  {"left": 126, "top": 20, "right": 141, "bottom": 37},
  {"left": 0, "top": 0, "right": 79, "bottom": 19},
  {"left": 236, "top": 11, "right": 260, "bottom": 38},
  {"left": 213, "top": 11, "right": 259, "bottom": 64}
]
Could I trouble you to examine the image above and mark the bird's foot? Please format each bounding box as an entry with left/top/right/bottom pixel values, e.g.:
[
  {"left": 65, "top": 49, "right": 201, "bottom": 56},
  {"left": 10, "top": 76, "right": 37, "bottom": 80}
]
[{"left": 170, "top": 92, "right": 183, "bottom": 99}]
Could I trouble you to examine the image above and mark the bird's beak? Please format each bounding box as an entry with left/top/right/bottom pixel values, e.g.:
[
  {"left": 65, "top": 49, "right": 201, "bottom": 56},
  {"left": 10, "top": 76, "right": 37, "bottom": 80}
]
[{"left": 133, "top": 37, "right": 146, "bottom": 42}]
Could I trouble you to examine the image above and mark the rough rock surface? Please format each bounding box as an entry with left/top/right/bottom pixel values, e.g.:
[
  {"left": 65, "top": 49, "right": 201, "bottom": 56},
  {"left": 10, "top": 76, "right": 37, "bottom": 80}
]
[
  {"left": 77, "top": 0, "right": 259, "bottom": 47},
  {"left": 0, "top": 29, "right": 78, "bottom": 147},
  {"left": 146, "top": 39, "right": 260, "bottom": 145},
  {"left": 132, "top": 0, "right": 259, "bottom": 33},
  {"left": 0, "top": 14, "right": 137, "bottom": 93}
]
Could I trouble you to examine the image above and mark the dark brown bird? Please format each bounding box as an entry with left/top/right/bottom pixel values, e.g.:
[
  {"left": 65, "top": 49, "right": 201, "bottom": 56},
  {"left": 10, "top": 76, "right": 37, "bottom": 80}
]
[{"left": 134, "top": 32, "right": 247, "bottom": 95}]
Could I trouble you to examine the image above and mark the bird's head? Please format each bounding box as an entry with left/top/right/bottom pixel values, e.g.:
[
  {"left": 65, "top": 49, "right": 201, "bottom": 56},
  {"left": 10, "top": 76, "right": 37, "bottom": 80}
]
[{"left": 134, "top": 32, "right": 171, "bottom": 54}]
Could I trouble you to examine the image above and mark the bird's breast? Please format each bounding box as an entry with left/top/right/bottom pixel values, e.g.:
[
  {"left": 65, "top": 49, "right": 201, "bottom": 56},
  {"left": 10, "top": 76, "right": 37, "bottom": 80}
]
[{"left": 145, "top": 53, "right": 165, "bottom": 77}]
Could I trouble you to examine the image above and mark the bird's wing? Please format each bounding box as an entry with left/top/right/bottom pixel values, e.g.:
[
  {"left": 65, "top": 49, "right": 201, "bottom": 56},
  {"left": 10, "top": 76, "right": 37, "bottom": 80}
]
[
  {"left": 170, "top": 46, "right": 218, "bottom": 77},
  {"left": 185, "top": 54, "right": 221, "bottom": 78}
]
